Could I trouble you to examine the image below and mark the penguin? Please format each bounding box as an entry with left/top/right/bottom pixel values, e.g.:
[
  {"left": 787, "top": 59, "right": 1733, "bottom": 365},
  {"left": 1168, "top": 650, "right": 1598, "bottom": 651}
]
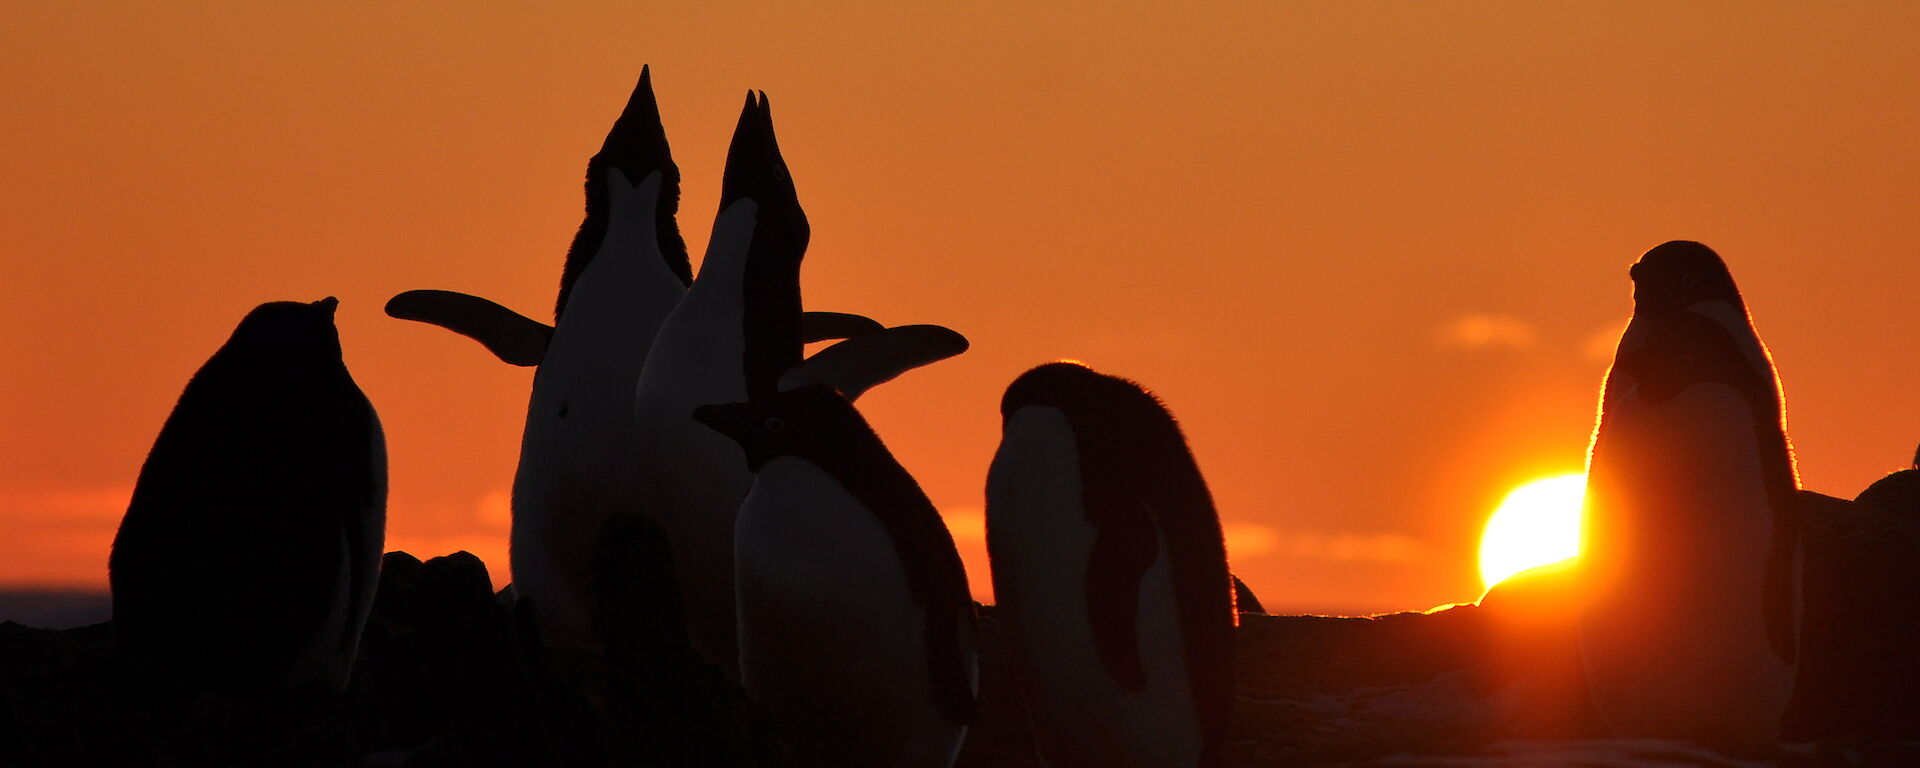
[
  {"left": 692, "top": 385, "right": 978, "bottom": 768},
  {"left": 984, "top": 362, "right": 1235, "bottom": 768},
  {"left": 1579, "top": 241, "right": 1800, "bottom": 746},
  {"left": 382, "top": 67, "right": 689, "bottom": 660},
  {"left": 109, "top": 298, "right": 385, "bottom": 695},
  {"left": 632, "top": 91, "right": 967, "bottom": 674}
]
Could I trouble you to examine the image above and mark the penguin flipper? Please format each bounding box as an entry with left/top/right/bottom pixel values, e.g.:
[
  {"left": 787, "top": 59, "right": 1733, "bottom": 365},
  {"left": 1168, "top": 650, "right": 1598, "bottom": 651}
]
[
  {"left": 1084, "top": 493, "right": 1160, "bottom": 691},
  {"left": 385, "top": 290, "right": 555, "bottom": 367},
  {"left": 799, "top": 311, "right": 884, "bottom": 343},
  {"left": 779, "top": 325, "right": 968, "bottom": 401}
]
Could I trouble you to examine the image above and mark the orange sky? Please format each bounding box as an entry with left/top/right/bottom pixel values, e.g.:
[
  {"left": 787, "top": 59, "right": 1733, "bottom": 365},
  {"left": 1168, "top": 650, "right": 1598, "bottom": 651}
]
[{"left": 4, "top": 2, "right": 1918, "bottom": 615}]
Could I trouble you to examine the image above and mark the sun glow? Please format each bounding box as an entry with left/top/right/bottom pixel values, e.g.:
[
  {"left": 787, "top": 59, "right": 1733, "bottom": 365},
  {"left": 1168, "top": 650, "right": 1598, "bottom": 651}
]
[{"left": 1478, "top": 473, "right": 1587, "bottom": 590}]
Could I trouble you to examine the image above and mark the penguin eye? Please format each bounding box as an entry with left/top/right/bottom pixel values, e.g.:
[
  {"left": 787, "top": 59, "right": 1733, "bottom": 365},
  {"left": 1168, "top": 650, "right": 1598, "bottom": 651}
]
[
  {"left": 765, "top": 417, "right": 785, "bottom": 433},
  {"left": 1680, "top": 273, "right": 1697, "bottom": 288}
]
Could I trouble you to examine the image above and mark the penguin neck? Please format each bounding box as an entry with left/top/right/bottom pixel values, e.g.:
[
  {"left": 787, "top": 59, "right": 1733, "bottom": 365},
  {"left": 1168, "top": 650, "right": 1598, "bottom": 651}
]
[{"left": 693, "top": 198, "right": 803, "bottom": 399}]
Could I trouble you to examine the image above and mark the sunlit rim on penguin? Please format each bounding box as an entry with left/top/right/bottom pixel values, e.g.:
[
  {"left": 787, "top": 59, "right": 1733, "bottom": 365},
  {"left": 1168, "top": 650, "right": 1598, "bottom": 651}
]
[{"left": 1478, "top": 473, "right": 1586, "bottom": 590}]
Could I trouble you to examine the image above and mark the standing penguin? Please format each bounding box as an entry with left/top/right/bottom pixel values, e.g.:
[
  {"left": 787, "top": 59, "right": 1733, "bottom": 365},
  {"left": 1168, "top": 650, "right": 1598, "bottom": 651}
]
[
  {"left": 1580, "top": 241, "right": 1799, "bottom": 746},
  {"left": 385, "top": 67, "right": 691, "bottom": 656},
  {"left": 985, "top": 362, "right": 1235, "bottom": 768},
  {"left": 110, "top": 298, "right": 385, "bottom": 694},
  {"left": 633, "top": 91, "right": 966, "bottom": 673},
  {"left": 693, "top": 385, "right": 978, "bottom": 768}
]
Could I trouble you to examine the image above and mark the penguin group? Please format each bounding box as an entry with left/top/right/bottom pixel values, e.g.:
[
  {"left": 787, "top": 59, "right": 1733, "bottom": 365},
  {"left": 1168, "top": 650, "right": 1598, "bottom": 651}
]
[{"left": 97, "top": 65, "right": 1917, "bottom": 766}]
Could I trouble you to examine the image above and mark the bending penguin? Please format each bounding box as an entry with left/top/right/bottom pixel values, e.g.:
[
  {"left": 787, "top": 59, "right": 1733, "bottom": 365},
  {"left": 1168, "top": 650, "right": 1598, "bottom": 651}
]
[
  {"left": 1580, "top": 241, "right": 1800, "bottom": 746},
  {"left": 693, "top": 385, "right": 978, "bottom": 768},
  {"left": 111, "top": 298, "right": 385, "bottom": 695},
  {"left": 985, "top": 362, "right": 1235, "bottom": 768},
  {"left": 633, "top": 91, "right": 967, "bottom": 674}
]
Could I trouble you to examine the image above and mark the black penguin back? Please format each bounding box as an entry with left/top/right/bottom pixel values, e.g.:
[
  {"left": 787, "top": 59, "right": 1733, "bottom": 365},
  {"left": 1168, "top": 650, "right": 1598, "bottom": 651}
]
[
  {"left": 999, "top": 361, "right": 1235, "bottom": 756},
  {"left": 109, "top": 299, "right": 386, "bottom": 694},
  {"left": 555, "top": 66, "right": 691, "bottom": 320}
]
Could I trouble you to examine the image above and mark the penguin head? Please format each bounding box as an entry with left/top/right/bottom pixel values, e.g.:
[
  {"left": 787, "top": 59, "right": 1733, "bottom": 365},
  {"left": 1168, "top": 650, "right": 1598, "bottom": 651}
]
[
  {"left": 1000, "top": 361, "right": 1183, "bottom": 449},
  {"left": 1610, "top": 310, "right": 1762, "bottom": 404},
  {"left": 219, "top": 297, "right": 345, "bottom": 368},
  {"left": 720, "top": 90, "right": 811, "bottom": 402},
  {"left": 1628, "top": 241, "right": 1744, "bottom": 319},
  {"left": 691, "top": 385, "right": 864, "bottom": 472},
  {"left": 557, "top": 65, "right": 691, "bottom": 318}
]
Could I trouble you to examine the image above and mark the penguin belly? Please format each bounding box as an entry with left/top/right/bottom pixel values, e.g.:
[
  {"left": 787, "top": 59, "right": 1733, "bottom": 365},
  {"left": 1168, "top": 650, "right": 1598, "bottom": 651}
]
[
  {"left": 632, "top": 266, "right": 752, "bottom": 674},
  {"left": 735, "top": 456, "right": 966, "bottom": 768},
  {"left": 509, "top": 180, "right": 684, "bottom": 654},
  {"left": 986, "top": 406, "right": 1203, "bottom": 768},
  {"left": 1580, "top": 384, "right": 1794, "bottom": 745}
]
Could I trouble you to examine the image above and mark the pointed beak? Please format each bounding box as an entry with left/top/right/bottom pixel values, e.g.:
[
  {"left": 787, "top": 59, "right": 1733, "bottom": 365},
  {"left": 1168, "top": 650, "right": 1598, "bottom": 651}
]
[{"left": 314, "top": 296, "right": 340, "bottom": 317}]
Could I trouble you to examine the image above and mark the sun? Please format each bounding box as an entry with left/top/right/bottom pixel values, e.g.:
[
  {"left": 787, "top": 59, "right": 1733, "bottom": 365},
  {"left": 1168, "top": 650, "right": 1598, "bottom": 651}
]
[{"left": 1478, "top": 473, "right": 1587, "bottom": 590}]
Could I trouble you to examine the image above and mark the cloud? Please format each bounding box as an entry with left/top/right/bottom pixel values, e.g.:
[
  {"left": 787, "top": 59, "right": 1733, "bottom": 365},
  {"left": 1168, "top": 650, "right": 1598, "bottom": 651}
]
[
  {"left": 0, "top": 486, "right": 131, "bottom": 588},
  {"left": 1227, "top": 522, "right": 1420, "bottom": 563},
  {"left": 1435, "top": 313, "right": 1538, "bottom": 351}
]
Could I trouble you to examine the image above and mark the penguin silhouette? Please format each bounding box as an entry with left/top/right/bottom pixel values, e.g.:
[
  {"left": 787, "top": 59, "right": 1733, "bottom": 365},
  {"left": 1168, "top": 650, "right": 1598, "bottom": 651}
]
[
  {"left": 695, "top": 385, "right": 978, "bottom": 768},
  {"left": 986, "top": 362, "right": 1235, "bottom": 768},
  {"left": 110, "top": 298, "right": 385, "bottom": 695},
  {"left": 633, "top": 91, "right": 966, "bottom": 674},
  {"left": 1580, "top": 241, "right": 1799, "bottom": 746}
]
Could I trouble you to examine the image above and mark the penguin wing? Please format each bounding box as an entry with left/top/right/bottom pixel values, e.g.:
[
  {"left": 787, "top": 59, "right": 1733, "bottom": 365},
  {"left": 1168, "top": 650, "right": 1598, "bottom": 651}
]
[
  {"left": 1084, "top": 491, "right": 1160, "bottom": 691},
  {"left": 778, "top": 325, "right": 968, "bottom": 401},
  {"left": 799, "top": 311, "right": 884, "bottom": 343},
  {"left": 385, "top": 290, "right": 554, "bottom": 367}
]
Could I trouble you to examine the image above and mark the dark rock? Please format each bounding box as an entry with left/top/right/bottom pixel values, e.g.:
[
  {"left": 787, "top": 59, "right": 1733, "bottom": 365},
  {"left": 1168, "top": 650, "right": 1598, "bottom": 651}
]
[
  {"left": 1784, "top": 489, "right": 1920, "bottom": 742},
  {"left": 593, "top": 513, "right": 761, "bottom": 767},
  {"left": 1233, "top": 575, "right": 1267, "bottom": 615}
]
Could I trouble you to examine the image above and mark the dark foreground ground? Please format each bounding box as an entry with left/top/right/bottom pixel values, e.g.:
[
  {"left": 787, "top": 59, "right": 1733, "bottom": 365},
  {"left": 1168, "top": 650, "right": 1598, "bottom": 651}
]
[{"left": 4, "top": 549, "right": 1917, "bottom": 767}]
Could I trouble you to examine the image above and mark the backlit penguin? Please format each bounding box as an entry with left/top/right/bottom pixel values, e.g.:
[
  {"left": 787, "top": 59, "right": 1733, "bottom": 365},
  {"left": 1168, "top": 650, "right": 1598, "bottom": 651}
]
[
  {"left": 1581, "top": 242, "right": 1799, "bottom": 746},
  {"left": 985, "top": 362, "right": 1235, "bottom": 768},
  {"left": 693, "top": 386, "right": 978, "bottom": 768},
  {"left": 633, "top": 92, "right": 966, "bottom": 673},
  {"left": 110, "top": 298, "right": 385, "bottom": 694},
  {"left": 386, "top": 68, "right": 689, "bottom": 655}
]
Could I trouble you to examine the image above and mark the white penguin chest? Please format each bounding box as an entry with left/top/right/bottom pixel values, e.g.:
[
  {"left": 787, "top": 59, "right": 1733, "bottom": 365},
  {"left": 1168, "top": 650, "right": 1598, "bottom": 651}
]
[
  {"left": 1581, "top": 382, "right": 1793, "bottom": 744},
  {"left": 986, "top": 406, "right": 1203, "bottom": 767}
]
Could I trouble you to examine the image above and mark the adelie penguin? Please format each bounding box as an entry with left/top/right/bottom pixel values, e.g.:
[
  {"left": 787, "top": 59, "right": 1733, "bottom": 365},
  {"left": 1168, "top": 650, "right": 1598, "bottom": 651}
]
[
  {"left": 694, "top": 385, "right": 978, "bottom": 768},
  {"left": 633, "top": 91, "right": 967, "bottom": 674},
  {"left": 110, "top": 298, "right": 385, "bottom": 695},
  {"left": 1580, "top": 241, "right": 1800, "bottom": 746},
  {"left": 386, "top": 67, "right": 691, "bottom": 656},
  {"left": 985, "top": 362, "right": 1236, "bottom": 768}
]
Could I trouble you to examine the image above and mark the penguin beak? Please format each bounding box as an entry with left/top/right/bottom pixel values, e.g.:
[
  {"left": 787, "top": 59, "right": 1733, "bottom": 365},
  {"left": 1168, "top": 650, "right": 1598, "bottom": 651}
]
[
  {"left": 692, "top": 401, "right": 776, "bottom": 471},
  {"left": 313, "top": 297, "right": 340, "bottom": 317},
  {"left": 691, "top": 402, "right": 756, "bottom": 446}
]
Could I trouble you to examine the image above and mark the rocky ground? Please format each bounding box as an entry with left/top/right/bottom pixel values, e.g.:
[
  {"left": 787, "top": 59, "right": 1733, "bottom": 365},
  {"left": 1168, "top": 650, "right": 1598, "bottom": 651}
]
[{"left": 5, "top": 523, "right": 1919, "bottom": 766}]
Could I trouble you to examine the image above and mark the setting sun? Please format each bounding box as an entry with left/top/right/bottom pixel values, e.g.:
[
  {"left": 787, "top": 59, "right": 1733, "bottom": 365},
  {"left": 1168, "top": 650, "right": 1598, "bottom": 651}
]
[{"left": 1478, "top": 473, "right": 1587, "bottom": 590}]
